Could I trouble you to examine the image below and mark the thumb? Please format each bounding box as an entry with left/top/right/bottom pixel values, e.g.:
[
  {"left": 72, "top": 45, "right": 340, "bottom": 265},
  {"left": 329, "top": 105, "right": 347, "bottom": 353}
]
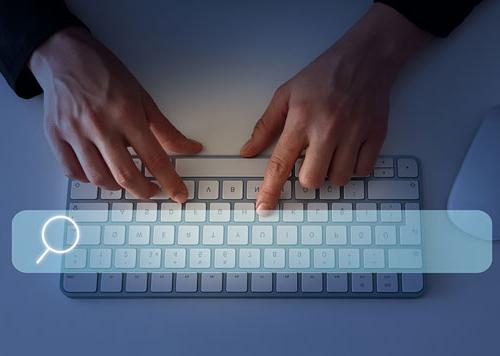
[
  {"left": 240, "top": 86, "right": 289, "bottom": 157},
  {"left": 142, "top": 90, "right": 203, "bottom": 154}
]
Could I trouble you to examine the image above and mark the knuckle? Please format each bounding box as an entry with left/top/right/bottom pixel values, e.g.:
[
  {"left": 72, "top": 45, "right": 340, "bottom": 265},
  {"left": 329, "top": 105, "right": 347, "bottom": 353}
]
[{"left": 267, "top": 155, "right": 291, "bottom": 178}]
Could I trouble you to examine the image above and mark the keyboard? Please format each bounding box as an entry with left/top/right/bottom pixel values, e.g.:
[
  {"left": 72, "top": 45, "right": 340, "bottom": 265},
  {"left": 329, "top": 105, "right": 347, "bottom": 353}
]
[{"left": 62, "top": 154, "right": 424, "bottom": 298}]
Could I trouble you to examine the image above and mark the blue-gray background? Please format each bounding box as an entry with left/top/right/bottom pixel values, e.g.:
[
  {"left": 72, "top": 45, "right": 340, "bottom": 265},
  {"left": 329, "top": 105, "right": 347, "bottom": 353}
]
[{"left": 1, "top": 0, "right": 499, "bottom": 355}]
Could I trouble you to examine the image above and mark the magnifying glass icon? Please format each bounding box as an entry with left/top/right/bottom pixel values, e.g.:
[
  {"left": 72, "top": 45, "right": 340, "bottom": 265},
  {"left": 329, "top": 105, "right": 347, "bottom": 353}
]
[{"left": 36, "top": 215, "right": 80, "bottom": 265}]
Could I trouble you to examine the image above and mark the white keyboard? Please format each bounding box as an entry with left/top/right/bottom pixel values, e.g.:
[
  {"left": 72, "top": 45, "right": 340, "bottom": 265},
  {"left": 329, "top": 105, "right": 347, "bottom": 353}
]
[{"left": 62, "top": 155, "right": 424, "bottom": 298}]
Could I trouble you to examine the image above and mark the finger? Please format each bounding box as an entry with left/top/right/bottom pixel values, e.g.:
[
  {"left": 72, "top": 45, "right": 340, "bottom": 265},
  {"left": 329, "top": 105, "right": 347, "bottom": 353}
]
[
  {"left": 257, "top": 125, "right": 305, "bottom": 212},
  {"left": 72, "top": 139, "right": 121, "bottom": 190},
  {"left": 299, "top": 137, "right": 336, "bottom": 189},
  {"left": 355, "top": 136, "right": 384, "bottom": 176},
  {"left": 142, "top": 90, "right": 203, "bottom": 154},
  {"left": 127, "top": 127, "right": 188, "bottom": 203},
  {"left": 240, "top": 86, "right": 289, "bottom": 157},
  {"left": 329, "top": 141, "right": 362, "bottom": 186},
  {"left": 97, "top": 139, "right": 159, "bottom": 199},
  {"left": 49, "top": 136, "right": 88, "bottom": 182}
]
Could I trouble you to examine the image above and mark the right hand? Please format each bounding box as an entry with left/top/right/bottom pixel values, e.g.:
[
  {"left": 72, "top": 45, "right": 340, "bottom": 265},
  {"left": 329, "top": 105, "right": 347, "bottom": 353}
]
[{"left": 29, "top": 27, "right": 202, "bottom": 202}]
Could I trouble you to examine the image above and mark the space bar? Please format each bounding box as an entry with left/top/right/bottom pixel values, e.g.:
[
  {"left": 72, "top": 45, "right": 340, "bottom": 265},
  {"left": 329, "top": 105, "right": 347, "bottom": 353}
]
[{"left": 175, "top": 158, "right": 269, "bottom": 177}]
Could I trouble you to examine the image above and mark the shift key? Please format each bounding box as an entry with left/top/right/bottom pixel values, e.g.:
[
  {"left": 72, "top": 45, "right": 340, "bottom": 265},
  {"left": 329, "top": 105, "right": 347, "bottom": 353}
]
[{"left": 368, "top": 181, "right": 419, "bottom": 200}]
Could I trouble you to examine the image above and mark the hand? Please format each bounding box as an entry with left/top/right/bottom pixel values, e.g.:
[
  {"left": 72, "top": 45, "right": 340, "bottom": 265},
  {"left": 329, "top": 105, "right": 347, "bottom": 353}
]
[
  {"left": 240, "top": 4, "right": 431, "bottom": 212},
  {"left": 29, "top": 27, "right": 202, "bottom": 202}
]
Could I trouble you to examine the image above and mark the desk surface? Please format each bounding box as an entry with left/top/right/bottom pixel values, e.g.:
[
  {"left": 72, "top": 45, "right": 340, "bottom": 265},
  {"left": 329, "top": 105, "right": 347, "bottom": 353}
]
[{"left": 1, "top": 1, "right": 499, "bottom": 355}]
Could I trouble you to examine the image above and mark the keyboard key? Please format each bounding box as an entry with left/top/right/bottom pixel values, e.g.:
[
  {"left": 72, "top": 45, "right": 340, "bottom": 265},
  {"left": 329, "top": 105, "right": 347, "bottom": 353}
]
[
  {"left": 264, "top": 249, "right": 285, "bottom": 268},
  {"left": 258, "top": 209, "right": 279, "bottom": 222},
  {"left": 222, "top": 180, "right": 243, "bottom": 199},
  {"left": 319, "top": 182, "right": 340, "bottom": 199},
  {"left": 214, "top": 249, "right": 236, "bottom": 268},
  {"left": 251, "top": 225, "right": 273, "bottom": 245},
  {"left": 375, "top": 225, "right": 396, "bottom": 245},
  {"left": 350, "top": 226, "right": 372, "bottom": 245},
  {"left": 176, "top": 273, "right": 198, "bottom": 292},
  {"left": 295, "top": 181, "right": 316, "bottom": 199},
  {"left": 209, "top": 203, "right": 230, "bottom": 222},
  {"left": 239, "top": 249, "right": 260, "bottom": 268},
  {"left": 368, "top": 181, "right": 419, "bottom": 200},
  {"left": 150, "top": 182, "right": 169, "bottom": 200},
  {"left": 301, "top": 273, "right": 323, "bottom": 292},
  {"left": 165, "top": 249, "right": 186, "bottom": 268},
  {"left": 226, "top": 273, "right": 248, "bottom": 292},
  {"left": 351, "top": 273, "right": 373, "bottom": 292},
  {"left": 153, "top": 225, "right": 175, "bottom": 245},
  {"left": 251, "top": 273, "right": 272, "bottom": 292},
  {"left": 128, "top": 225, "right": 150, "bottom": 245},
  {"left": 282, "top": 203, "right": 304, "bottom": 222},
  {"left": 276, "top": 225, "right": 298, "bottom": 245},
  {"left": 115, "top": 249, "right": 136, "bottom": 268},
  {"left": 355, "top": 203, "right": 377, "bottom": 222},
  {"left": 307, "top": 203, "right": 328, "bottom": 222},
  {"left": 70, "top": 181, "right": 98, "bottom": 199},
  {"left": 397, "top": 158, "right": 418, "bottom": 178},
  {"left": 201, "top": 273, "right": 222, "bottom": 292},
  {"left": 203, "top": 225, "right": 224, "bottom": 245},
  {"left": 331, "top": 203, "right": 353, "bottom": 222},
  {"left": 64, "top": 249, "right": 87, "bottom": 269},
  {"left": 69, "top": 203, "right": 108, "bottom": 222},
  {"left": 338, "top": 249, "right": 360, "bottom": 269},
  {"left": 227, "top": 225, "right": 248, "bottom": 245},
  {"left": 380, "top": 203, "right": 402, "bottom": 222},
  {"left": 184, "top": 180, "right": 195, "bottom": 200},
  {"left": 125, "top": 273, "right": 147, "bottom": 292},
  {"left": 325, "top": 226, "right": 347, "bottom": 245},
  {"left": 176, "top": 158, "right": 268, "bottom": 177},
  {"left": 160, "top": 203, "right": 182, "bottom": 222},
  {"left": 189, "top": 248, "right": 211, "bottom": 268},
  {"left": 63, "top": 273, "right": 97, "bottom": 292},
  {"left": 363, "top": 249, "right": 385, "bottom": 268},
  {"left": 100, "top": 188, "right": 122, "bottom": 200},
  {"left": 233, "top": 203, "right": 255, "bottom": 222},
  {"left": 111, "top": 202, "right": 133, "bottom": 222},
  {"left": 178, "top": 225, "right": 199, "bottom": 245},
  {"left": 150, "top": 273, "right": 173, "bottom": 292},
  {"left": 100, "top": 273, "right": 123, "bottom": 292},
  {"left": 198, "top": 181, "right": 219, "bottom": 199},
  {"left": 343, "top": 180, "right": 364, "bottom": 199},
  {"left": 281, "top": 181, "right": 292, "bottom": 199},
  {"left": 401, "top": 273, "right": 424, "bottom": 293},
  {"left": 313, "top": 248, "right": 335, "bottom": 268},
  {"left": 301, "top": 225, "right": 322, "bottom": 245},
  {"left": 373, "top": 168, "right": 394, "bottom": 178},
  {"left": 185, "top": 202, "right": 207, "bottom": 222},
  {"left": 376, "top": 273, "right": 398, "bottom": 292},
  {"left": 67, "top": 225, "right": 101, "bottom": 245},
  {"left": 89, "top": 249, "right": 112, "bottom": 268},
  {"left": 289, "top": 248, "right": 310, "bottom": 268},
  {"left": 326, "top": 273, "right": 348, "bottom": 292},
  {"left": 246, "top": 180, "right": 262, "bottom": 199},
  {"left": 388, "top": 249, "right": 423, "bottom": 269},
  {"left": 139, "top": 248, "right": 161, "bottom": 268},
  {"left": 374, "top": 157, "right": 394, "bottom": 168},
  {"left": 136, "top": 203, "right": 158, "bottom": 222},
  {"left": 103, "top": 225, "right": 125, "bottom": 245},
  {"left": 294, "top": 158, "right": 303, "bottom": 176},
  {"left": 276, "top": 273, "right": 297, "bottom": 292}
]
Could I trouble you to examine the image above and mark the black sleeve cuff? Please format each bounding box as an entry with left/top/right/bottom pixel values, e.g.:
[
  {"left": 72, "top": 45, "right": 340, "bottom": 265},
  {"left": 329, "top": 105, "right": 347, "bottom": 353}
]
[
  {"left": 0, "top": 1, "right": 88, "bottom": 99},
  {"left": 375, "top": 0, "right": 482, "bottom": 37}
]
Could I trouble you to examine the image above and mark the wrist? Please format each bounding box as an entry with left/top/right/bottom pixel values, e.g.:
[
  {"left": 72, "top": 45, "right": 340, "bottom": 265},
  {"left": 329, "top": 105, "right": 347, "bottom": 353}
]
[
  {"left": 29, "top": 27, "right": 93, "bottom": 87},
  {"left": 332, "top": 3, "right": 432, "bottom": 80}
]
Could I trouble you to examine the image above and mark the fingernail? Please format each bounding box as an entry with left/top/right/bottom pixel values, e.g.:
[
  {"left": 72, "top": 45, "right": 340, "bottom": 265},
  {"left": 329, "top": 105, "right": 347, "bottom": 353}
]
[
  {"left": 256, "top": 203, "right": 271, "bottom": 216},
  {"left": 173, "top": 191, "right": 187, "bottom": 203}
]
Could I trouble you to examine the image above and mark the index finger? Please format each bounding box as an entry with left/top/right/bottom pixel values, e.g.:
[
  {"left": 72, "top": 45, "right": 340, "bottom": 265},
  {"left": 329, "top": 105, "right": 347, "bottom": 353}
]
[
  {"left": 129, "top": 128, "right": 188, "bottom": 203},
  {"left": 257, "top": 126, "right": 305, "bottom": 213}
]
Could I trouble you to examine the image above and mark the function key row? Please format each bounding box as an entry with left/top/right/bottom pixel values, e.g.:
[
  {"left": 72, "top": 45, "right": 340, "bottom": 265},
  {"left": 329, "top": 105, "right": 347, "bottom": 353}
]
[{"left": 63, "top": 272, "right": 423, "bottom": 294}]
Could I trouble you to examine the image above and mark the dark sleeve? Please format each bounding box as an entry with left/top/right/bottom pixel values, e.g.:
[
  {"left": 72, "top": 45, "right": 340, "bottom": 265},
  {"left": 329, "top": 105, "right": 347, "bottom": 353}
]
[
  {"left": 375, "top": 0, "right": 483, "bottom": 37},
  {"left": 0, "top": 0, "right": 87, "bottom": 99}
]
